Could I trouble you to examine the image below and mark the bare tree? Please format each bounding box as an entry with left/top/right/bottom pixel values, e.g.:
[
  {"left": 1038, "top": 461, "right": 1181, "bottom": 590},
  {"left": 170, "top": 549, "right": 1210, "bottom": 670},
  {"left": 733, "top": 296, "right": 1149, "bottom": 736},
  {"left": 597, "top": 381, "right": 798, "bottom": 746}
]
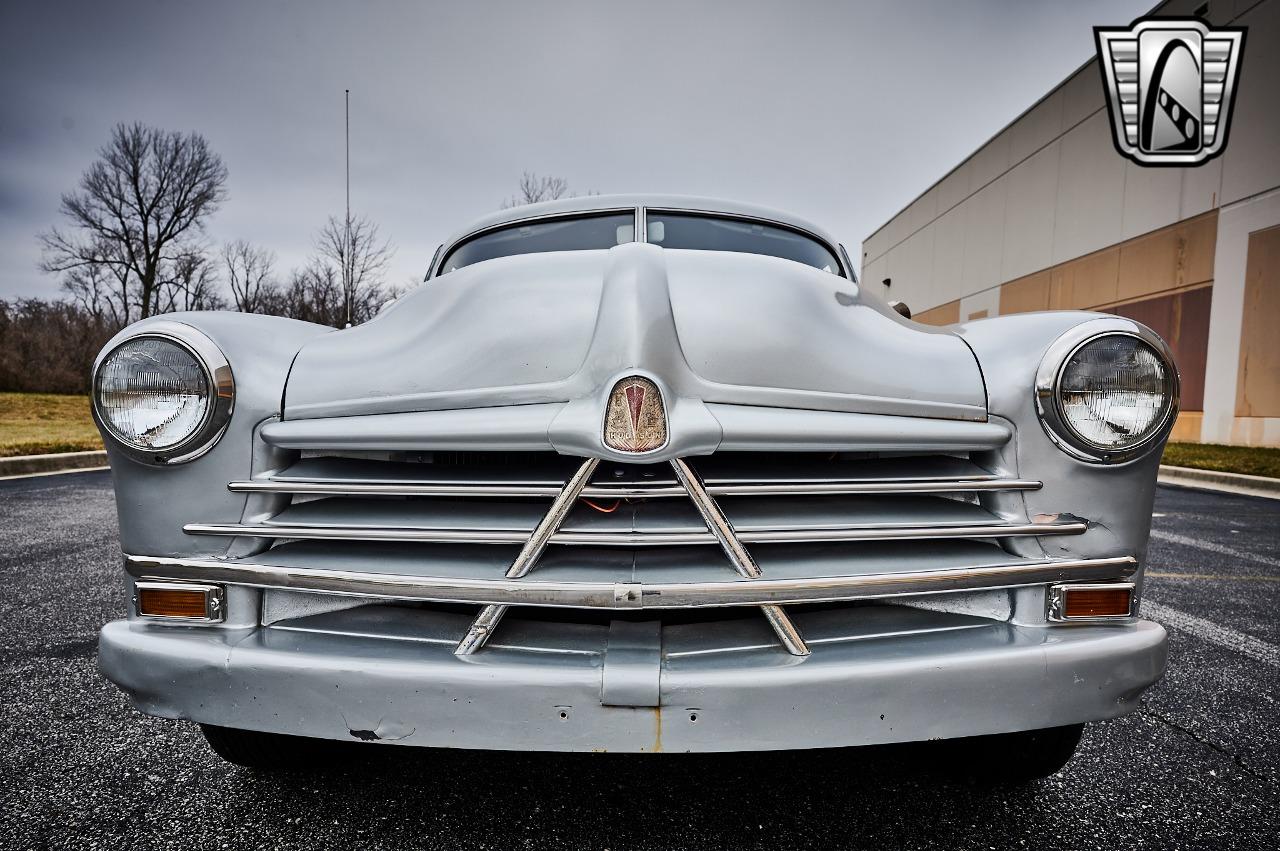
[
  {"left": 61, "top": 250, "right": 130, "bottom": 329},
  {"left": 222, "top": 240, "right": 276, "bottom": 313},
  {"left": 40, "top": 122, "right": 228, "bottom": 324},
  {"left": 159, "top": 250, "right": 225, "bottom": 312},
  {"left": 315, "top": 213, "right": 393, "bottom": 326},
  {"left": 500, "top": 172, "right": 572, "bottom": 209}
]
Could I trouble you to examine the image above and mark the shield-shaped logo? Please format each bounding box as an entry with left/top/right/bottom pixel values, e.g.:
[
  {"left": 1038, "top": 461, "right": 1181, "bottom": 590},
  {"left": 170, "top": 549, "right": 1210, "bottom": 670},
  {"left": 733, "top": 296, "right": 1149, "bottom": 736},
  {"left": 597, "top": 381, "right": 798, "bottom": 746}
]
[
  {"left": 603, "top": 376, "right": 667, "bottom": 453},
  {"left": 1095, "top": 18, "right": 1245, "bottom": 166}
]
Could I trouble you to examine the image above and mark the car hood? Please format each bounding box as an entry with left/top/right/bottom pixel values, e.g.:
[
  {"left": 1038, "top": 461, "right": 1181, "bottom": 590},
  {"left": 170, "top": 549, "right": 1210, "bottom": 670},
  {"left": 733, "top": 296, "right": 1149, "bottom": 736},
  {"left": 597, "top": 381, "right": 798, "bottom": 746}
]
[{"left": 282, "top": 242, "right": 987, "bottom": 421}]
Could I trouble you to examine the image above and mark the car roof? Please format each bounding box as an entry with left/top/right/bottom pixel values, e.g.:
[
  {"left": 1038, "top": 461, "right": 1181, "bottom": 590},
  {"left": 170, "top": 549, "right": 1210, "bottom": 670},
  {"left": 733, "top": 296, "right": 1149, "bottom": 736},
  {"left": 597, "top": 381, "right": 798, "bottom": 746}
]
[{"left": 438, "top": 194, "right": 844, "bottom": 256}]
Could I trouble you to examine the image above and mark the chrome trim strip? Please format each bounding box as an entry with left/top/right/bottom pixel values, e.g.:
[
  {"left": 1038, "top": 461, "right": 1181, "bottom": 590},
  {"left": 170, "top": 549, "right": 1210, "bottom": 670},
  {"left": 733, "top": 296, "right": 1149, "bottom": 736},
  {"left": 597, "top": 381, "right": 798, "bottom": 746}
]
[
  {"left": 183, "top": 520, "right": 1087, "bottom": 545},
  {"left": 123, "top": 554, "right": 1138, "bottom": 609},
  {"left": 455, "top": 457, "right": 600, "bottom": 656},
  {"left": 226, "top": 477, "right": 1044, "bottom": 498},
  {"left": 1046, "top": 582, "right": 1137, "bottom": 623},
  {"left": 671, "top": 458, "right": 809, "bottom": 656}
]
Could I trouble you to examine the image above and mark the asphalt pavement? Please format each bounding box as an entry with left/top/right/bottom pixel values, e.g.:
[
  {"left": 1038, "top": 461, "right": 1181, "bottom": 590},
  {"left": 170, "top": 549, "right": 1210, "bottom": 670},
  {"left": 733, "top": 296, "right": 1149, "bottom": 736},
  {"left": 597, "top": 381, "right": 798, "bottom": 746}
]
[{"left": 2, "top": 470, "right": 1277, "bottom": 850}]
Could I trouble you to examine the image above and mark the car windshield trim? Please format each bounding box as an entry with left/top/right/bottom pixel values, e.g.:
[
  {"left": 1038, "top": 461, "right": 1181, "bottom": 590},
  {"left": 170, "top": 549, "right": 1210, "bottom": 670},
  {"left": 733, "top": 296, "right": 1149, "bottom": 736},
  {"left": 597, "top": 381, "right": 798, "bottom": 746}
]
[
  {"left": 435, "top": 208, "right": 638, "bottom": 276},
  {"left": 643, "top": 209, "right": 846, "bottom": 277},
  {"left": 433, "top": 206, "right": 847, "bottom": 278}
]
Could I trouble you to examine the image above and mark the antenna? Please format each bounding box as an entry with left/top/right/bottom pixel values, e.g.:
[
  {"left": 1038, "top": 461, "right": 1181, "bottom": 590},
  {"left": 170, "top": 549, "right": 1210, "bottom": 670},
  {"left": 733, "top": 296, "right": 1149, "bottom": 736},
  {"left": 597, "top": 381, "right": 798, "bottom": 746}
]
[{"left": 344, "top": 88, "right": 352, "bottom": 328}]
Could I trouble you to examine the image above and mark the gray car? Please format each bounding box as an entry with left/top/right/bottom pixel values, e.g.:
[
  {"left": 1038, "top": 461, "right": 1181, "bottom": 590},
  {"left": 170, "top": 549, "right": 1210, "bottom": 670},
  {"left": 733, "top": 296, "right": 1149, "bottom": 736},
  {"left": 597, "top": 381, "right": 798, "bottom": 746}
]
[{"left": 94, "top": 195, "right": 1174, "bottom": 780}]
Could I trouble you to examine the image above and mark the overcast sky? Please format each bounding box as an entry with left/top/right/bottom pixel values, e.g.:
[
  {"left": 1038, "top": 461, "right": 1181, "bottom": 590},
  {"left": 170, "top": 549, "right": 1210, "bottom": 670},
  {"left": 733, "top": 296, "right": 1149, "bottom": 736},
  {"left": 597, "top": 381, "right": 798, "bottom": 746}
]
[{"left": 0, "top": 0, "right": 1153, "bottom": 301}]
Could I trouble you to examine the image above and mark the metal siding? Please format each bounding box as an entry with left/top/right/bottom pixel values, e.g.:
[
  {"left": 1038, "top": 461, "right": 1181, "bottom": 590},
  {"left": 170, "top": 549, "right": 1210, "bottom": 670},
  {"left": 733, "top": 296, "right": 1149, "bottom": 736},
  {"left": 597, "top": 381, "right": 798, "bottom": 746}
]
[{"left": 1235, "top": 225, "right": 1280, "bottom": 416}]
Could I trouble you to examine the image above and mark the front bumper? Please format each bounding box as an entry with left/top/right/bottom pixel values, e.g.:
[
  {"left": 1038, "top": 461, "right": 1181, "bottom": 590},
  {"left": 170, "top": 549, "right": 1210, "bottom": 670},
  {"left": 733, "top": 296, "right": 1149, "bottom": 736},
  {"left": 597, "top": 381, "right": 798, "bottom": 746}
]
[{"left": 99, "top": 612, "right": 1167, "bottom": 752}]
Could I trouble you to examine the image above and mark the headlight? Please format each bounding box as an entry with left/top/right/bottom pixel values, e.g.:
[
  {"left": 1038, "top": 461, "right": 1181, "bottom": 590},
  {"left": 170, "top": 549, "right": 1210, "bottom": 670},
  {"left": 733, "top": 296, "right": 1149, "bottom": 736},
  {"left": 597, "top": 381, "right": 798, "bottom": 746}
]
[
  {"left": 93, "top": 322, "right": 234, "bottom": 463},
  {"left": 1035, "top": 323, "right": 1179, "bottom": 464}
]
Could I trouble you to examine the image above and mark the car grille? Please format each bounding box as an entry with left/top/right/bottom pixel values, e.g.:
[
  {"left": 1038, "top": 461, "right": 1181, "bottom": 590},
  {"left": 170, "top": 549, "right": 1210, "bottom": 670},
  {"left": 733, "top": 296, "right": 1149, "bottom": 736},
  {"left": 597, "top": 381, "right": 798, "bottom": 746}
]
[{"left": 150, "top": 446, "right": 1128, "bottom": 656}]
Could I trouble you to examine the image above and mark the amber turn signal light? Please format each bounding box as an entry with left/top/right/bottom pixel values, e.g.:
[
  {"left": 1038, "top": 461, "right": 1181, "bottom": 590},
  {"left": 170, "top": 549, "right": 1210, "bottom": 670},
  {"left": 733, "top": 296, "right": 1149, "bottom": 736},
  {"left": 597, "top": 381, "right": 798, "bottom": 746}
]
[
  {"left": 1048, "top": 583, "right": 1134, "bottom": 622},
  {"left": 135, "top": 582, "right": 224, "bottom": 622}
]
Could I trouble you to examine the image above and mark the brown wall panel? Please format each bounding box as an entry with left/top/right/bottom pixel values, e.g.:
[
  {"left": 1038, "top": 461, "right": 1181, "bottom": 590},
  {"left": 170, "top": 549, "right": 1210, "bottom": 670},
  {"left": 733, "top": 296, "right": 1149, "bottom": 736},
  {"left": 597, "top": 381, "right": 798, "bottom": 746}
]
[
  {"left": 1169, "top": 411, "right": 1203, "bottom": 443},
  {"left": 1116, "top": 212, "right": 1217, "bottom": 302},
  {"left": 1109, "top": 285, "right": 1212, "bottom": 411},
  {"left": 999, "top": 271, "right": 1051, "bottom": 314},
  {"left": 1236, "top": 225, "right": 1280, "bottom": 417},
  {"left": 914, "top": 299, "right": 960, "bottom": 326},
  {"left": 1049, "top": 247, "right": 1120, "bottom": 310}
]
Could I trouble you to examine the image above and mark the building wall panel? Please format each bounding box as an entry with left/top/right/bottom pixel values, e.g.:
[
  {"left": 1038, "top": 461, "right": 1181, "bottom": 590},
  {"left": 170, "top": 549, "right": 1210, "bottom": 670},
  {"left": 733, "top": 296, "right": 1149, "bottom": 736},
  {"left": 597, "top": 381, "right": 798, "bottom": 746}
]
[
  {"left": 1010, "top": 90, "right": 1064, "bottom": 164},
  {"left": 960, "top": 287, "right": 1001, "bottom": 322},
  {"left": 1109, "top": 285, "right": 1213, "bottom": 411},
  {"left": 961, "top": 181, "right": 1008, "bottom": 294},
  {"left": 913, "top": 299, "right": 960, "bottom": 326},
  {"left": 1059, "top": 66, "right": 1104, "bottom": 131},
  {"left": 1116, "top": 213, "right": 1217, "bottom": 302},
  {"left": 1235, "top": 224, "right": 1280, "bottom": 416},
  {"left": 1219, "top": 0, "right": 1280, "bottom": 205},
  {"left": 935, "top": 164, "right": 971, "bottom": 216},
  {"left": 969, "top": 134, "right": 1012, "bottom": 193},
  {"left": 898, "top": 225, "right": 937, "bottom": 310},
  {"left": 1049, "top": 247, "right": 1120, "bottom": 310},
  {"left": 1001, "top": 143, "right": 1060, "bottom": 283},
  {"left": 1180, "top": 156, "right": 1223, "bottom": 220},
  {"left": 930, "top": 206, "right": 967, "bottom": 308},
  {"left": 998, "top": 270, "right": 1051, "bottom": 315},
  {"left": 1121, "top": 160, "right": 1184, "bottom": 241},
  {"left": 1051, "top": 112, "right": 1127, "bottom": 264}
]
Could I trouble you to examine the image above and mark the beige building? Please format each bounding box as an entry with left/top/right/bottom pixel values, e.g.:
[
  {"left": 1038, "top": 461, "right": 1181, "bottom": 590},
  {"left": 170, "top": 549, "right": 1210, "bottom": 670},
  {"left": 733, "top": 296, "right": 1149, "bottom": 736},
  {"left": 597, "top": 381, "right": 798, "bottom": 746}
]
[{"left": 861, "top": 0, "right": 1280, "bottom": 446}]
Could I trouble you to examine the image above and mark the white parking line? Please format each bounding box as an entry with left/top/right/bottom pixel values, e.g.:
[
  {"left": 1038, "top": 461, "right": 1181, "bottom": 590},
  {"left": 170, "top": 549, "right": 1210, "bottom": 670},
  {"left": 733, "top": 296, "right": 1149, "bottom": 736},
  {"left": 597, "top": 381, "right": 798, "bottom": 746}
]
[
  {"left": 1149, "top": 529, "right": 1280, "bottom": 570},
  {"left": 1142, "top": 599, "right": 1280, "bottom": 669}
]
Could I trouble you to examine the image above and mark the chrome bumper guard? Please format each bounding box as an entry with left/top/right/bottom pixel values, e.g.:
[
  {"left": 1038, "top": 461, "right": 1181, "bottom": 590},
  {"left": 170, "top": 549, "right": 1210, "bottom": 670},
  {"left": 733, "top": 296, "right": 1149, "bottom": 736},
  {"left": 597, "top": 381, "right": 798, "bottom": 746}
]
[{"left": 125, "top": 553, "right": 1137, "bottom": 610}]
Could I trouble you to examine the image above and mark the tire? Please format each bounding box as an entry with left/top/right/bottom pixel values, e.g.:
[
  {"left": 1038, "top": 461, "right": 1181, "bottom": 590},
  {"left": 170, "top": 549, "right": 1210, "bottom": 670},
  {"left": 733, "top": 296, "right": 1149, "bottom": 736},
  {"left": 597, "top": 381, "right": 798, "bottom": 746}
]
[
  {"left": 200, "top": 724, "right": 338, "bottom": 770},
  {"left": 950, "top": 723, "right": 1085, "bottom": 784}
]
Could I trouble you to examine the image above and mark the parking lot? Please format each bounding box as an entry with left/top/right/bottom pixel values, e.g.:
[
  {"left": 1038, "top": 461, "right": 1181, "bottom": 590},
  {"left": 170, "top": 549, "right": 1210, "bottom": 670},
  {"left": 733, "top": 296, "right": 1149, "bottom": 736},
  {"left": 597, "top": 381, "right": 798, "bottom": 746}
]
[{"left": 2, "top": 470, "right": 1277, "bottom": 850}]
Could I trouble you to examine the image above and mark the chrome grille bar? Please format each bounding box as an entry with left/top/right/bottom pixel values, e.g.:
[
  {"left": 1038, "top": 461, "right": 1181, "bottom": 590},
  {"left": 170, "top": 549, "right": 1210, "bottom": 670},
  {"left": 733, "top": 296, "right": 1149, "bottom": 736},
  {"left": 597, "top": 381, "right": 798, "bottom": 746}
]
[
  {"left": 227, "top": 477, "right": 1043, "bottom": 498},
  {"left": 454, "top": 457, "right": 600, "bottom": 656},
  {"left": 670, "top": 457, "right": 809, "bottom": 656},
  {"left": 212, "top": 448, "right": 1091, "bottom": 657},
  {"left": 184, "top": 520, "right": 1087, "bottom": 546}
]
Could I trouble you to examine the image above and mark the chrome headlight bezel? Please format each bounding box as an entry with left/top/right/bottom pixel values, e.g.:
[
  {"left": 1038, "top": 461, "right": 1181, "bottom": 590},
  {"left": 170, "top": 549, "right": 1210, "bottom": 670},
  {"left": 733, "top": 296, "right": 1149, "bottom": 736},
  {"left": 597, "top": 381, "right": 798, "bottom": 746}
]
[
  {"left": 92, "top": 320, "right": 235, "bottom": 465},
  {"left": 1034, "top": 319, "right": 1180, "bottom": 465}
]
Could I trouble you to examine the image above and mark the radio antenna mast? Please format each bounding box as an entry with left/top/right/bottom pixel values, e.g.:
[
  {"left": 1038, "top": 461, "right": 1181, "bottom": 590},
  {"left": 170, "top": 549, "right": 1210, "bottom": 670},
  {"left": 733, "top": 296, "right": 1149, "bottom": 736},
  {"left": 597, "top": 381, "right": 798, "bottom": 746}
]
[{"left": 344, "top": 88, "right": 352, "bottom": 328}]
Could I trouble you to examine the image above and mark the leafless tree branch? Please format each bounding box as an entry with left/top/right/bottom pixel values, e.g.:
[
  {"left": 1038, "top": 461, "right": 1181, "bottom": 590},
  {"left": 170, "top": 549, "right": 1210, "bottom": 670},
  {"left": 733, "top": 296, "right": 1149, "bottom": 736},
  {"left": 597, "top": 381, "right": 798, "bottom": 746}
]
[
  {"left": 315, "top": 213, "right": 394, "bottom": 326},
  {"left": 222, "top": 239, "right": 276, "bottom": 313},
  {"left": 500, "top": 171, "right": 578, "bottom": 209},
  {"left": 39, "top": 122, "right": 228, "bottom": 325}
]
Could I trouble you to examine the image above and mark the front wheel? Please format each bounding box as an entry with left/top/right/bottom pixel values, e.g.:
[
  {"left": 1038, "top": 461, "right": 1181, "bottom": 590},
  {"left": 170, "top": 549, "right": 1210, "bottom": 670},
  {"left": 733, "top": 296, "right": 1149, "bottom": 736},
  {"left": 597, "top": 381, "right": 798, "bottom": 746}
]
[
  {"left": 200, "top": 724, "right": 338, "bottom": 770},
  {"left": 953, "top": 723, "right": 1085, "bottom": 783}
]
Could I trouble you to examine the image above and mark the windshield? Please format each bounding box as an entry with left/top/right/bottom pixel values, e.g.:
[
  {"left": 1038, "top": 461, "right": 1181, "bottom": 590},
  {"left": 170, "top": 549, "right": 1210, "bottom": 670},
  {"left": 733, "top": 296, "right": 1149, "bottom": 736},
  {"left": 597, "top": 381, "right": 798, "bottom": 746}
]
[
  {"left": 438, "top": 212, "right": 635, "bottom": 275},
  {"left": 646, "top": 211, "right": 843, "bottom": 276}
]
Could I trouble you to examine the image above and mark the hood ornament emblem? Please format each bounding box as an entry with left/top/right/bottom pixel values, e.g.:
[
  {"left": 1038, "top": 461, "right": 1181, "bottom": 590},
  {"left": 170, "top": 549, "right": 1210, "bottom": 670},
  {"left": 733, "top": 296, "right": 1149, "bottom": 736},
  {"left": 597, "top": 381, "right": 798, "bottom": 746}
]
[{"left": 603, "top": 376, "right": 667, "bottom": 453}]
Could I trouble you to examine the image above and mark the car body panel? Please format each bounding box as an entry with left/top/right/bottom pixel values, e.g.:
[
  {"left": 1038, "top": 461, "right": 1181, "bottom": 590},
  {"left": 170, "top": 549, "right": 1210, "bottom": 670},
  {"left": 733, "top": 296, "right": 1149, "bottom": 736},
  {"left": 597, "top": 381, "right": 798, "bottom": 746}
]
[
  {"left": 100, "top": 612, "right": 1166, "bottom": 752},
  {"left": 283, "top": 243, "right": 987, "bottom": 423}
]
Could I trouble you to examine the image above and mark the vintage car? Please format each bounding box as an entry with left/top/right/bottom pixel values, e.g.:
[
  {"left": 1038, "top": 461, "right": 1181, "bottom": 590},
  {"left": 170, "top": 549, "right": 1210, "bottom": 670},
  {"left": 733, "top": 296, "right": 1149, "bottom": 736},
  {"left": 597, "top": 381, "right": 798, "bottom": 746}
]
[{"left": 95, "top": 195, "right": 1173, "bottom": 779}]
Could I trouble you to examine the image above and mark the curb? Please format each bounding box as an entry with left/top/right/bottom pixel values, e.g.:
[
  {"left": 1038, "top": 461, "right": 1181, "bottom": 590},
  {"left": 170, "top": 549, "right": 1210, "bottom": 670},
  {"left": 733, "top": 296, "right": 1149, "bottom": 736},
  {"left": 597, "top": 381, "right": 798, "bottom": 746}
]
[
  {"left": 0, "top": 450, "right": 108, "bottom": 479},
  {"left": 1158, "top": 464, "right": 1280, "bottom": 501}
]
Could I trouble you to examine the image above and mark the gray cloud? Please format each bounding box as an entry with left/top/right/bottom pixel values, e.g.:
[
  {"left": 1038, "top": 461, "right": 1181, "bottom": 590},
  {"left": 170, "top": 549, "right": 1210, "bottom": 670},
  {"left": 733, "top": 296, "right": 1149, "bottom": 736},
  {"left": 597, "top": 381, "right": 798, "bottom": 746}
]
[{"left": 0, "top": 0, "right": 1152, "bottom": 300}]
